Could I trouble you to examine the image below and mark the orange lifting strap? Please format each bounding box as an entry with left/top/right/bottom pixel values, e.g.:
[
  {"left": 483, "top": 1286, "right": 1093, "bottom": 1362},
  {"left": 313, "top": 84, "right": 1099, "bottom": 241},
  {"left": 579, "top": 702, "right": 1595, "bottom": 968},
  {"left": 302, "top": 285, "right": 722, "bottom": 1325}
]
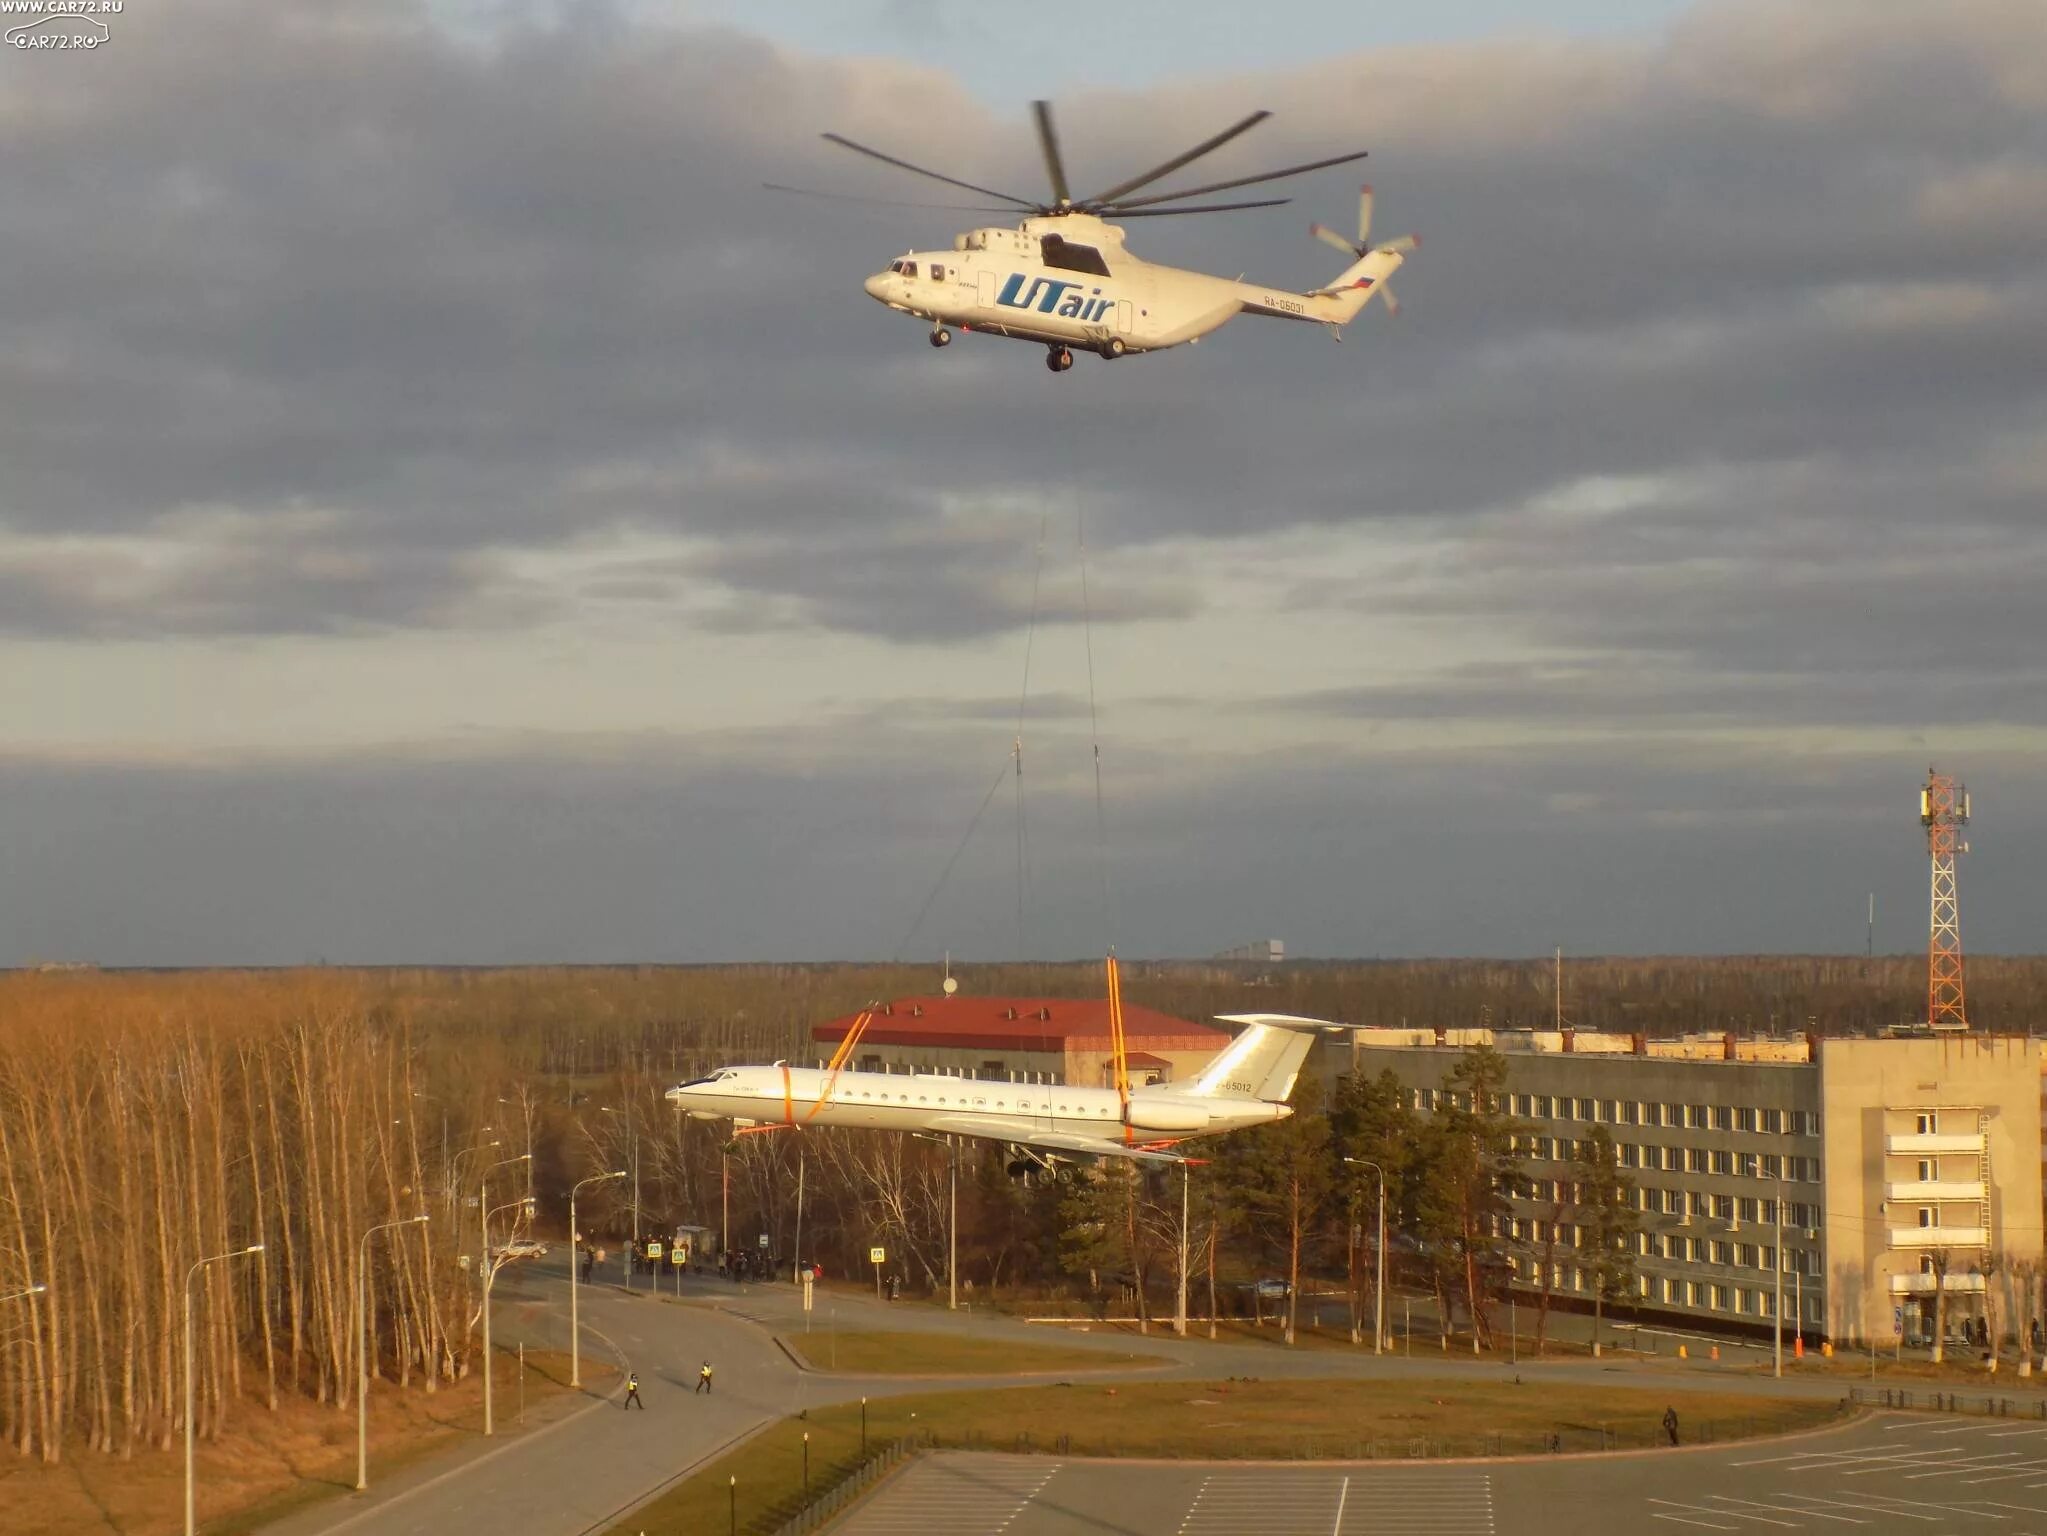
[
  {"left": 1106, "top": 954, "right": 1133, "bottom": 1142},
  {"left": 807, "top": 1006, "right": 874, "bottom": 1123}
]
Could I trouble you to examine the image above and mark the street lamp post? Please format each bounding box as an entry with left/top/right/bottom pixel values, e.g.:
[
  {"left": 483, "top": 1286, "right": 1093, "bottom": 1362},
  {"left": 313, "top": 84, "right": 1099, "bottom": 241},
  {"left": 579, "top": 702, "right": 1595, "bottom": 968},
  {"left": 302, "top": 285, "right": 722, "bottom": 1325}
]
[
  {"left": 186, "top": 1244, "right": 263, "bottom": 1536},
  {"left": 602, "top": 1106, "right": 641, "bottom": 1287},
  {"left": 357, "top": 1215, "right": 429, "bottom": 1490},
  {"left": 1773, "top": 1180, "right": 1784, "bottom": 1379},
  {"left": 1344, "top": 1158, "right": 1388, "bottom": 1354},
  {"left": 570, "top": 1170, "right": 626, "bottom": 1389},
  {"left": 480, "top": 1154, "right": 532, "bottom": 1437},
  {"left": 450, "top": 1136, "right": 502, "bottom": 1257},
  {"left": 1176, "top": 1159, "right": 1190, "bottom": 1338}
]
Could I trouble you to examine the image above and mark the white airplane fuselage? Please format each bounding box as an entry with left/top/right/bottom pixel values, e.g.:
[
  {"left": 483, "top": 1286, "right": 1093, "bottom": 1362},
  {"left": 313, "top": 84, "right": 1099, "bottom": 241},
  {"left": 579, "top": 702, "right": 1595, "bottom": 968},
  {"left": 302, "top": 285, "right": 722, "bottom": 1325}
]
[
  {"left": 668, "top": 1062, "right": 1288, "bottom": 1150},
  {"left": 862, "top": 212, "right": 1401, "bottom": 360}
]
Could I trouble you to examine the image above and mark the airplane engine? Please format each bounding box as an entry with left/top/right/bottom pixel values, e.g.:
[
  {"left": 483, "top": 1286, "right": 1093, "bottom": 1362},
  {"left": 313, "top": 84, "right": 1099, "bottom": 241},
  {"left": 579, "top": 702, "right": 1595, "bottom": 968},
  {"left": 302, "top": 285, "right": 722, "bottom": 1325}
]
[{"left": 1124, "top": 1099, "right": 1211, "bottom": 1134}]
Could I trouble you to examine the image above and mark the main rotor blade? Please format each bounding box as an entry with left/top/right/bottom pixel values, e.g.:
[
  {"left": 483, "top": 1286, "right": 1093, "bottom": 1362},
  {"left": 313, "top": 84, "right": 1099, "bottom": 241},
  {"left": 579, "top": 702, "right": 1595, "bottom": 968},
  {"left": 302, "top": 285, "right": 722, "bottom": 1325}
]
[
  {"left": 1032, "top": 100, "right": 1071, "bottom": 207},
  {"left": 1081, "top": 108, "right": 1271, "bottom": 207},
  {"left": 1112, "top": 197, "right": 1292, "bottom": 218},
  {"left": 1358, "top": 184, "right": 1374, "bottom": 246},
  {"left": 820, "top": 132, "right": 1038, "bottom": 209},
  {"left": 763, "top": 183, "right": 1018, "bottom": 212},
  {"left": 1103, "top": 148, "right": 1370, "bottom": 212}
]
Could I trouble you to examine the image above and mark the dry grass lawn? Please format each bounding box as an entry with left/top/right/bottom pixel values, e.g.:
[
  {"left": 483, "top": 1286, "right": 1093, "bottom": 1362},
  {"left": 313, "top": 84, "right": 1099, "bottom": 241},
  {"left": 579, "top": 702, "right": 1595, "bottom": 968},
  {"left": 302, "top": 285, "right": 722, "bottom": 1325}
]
[
  {"left": 0, "top": 1349, "right": 605, "bottom": 1536},
  {"left": 605, "top": 1376, "right": 1849, "bottom": 1536},
  {"left": 784, "top": 1330, "right": 1152, "bottom": 1375}
]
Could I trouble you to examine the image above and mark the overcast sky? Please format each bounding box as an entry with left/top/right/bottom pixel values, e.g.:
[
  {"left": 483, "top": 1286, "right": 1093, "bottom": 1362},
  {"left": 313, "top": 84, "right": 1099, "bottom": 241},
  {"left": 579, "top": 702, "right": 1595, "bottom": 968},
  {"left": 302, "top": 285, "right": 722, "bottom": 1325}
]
[{"left": 3, "top": 0, "right": 2044, "bottom": 966}]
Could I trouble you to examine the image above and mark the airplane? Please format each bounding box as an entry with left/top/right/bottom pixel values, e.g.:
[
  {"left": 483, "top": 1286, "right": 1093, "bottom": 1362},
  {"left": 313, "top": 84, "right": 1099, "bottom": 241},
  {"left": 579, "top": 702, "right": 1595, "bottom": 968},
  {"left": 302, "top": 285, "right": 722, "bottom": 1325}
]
[
  {"left": 775, "top": 101, "right": 1416, "bottom": 372},
  {"left": 665, "top": 1013, "right": 1342, "bottom": 1175}
]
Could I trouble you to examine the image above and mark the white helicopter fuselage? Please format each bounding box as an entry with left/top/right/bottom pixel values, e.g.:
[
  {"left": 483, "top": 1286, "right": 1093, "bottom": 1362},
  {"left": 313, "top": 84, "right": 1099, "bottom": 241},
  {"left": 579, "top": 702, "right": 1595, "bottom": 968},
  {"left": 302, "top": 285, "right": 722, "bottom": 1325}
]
[{"left": 863, "top": 212, "right": 1401, "bottom": 360}]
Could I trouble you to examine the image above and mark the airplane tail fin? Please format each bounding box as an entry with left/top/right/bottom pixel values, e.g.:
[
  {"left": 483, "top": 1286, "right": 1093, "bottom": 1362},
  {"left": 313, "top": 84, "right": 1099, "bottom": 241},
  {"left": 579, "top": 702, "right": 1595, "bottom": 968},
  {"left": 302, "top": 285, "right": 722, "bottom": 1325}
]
[{"left": 1183, "top": 1014, "right": 1345, "bottom": 1104}]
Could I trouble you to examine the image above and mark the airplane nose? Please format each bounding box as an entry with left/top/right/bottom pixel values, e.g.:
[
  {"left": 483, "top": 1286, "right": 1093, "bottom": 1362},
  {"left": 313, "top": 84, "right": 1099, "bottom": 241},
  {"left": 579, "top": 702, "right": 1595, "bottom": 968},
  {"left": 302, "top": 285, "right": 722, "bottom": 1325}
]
[{"left": 863, "top": 273, "right": 888, "bottom": 301}]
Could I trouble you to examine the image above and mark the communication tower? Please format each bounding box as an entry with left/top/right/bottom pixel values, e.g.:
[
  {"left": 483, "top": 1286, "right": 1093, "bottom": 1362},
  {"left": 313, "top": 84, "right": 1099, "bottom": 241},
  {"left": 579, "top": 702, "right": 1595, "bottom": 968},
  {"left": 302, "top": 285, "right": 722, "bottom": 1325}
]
[{"left": 1920, "top": 767, "right": 1971, "bottom": 1029}]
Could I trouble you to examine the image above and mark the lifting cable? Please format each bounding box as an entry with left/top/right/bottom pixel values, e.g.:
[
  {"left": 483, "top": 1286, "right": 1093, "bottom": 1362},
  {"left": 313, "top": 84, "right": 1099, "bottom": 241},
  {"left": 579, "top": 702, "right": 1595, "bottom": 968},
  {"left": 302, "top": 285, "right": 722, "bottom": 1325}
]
[
  {"left": 1082, "top": 493, "right": 1130, "bottom": 1137},
  {"left": 1014, "top": 512, "right": 1048, "bottom": 959},
  {"left": 1077, "top": 496, "right": 1112, "bottom": 937}
]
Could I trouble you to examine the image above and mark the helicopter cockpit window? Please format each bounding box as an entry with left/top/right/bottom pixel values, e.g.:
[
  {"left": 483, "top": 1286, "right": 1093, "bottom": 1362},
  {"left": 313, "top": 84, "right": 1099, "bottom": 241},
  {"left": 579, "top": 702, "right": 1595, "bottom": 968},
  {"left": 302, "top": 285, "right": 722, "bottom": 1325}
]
[{"left": 1040, "top": 235, "right": 1111, "bottom": 276}]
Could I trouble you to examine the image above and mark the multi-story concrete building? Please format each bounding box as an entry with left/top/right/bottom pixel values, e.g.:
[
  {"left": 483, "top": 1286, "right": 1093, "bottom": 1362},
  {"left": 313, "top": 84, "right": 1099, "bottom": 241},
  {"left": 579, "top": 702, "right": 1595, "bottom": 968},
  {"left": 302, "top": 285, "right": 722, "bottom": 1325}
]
[{"left": 1349, "top": 1027, "right": 2044, "bottom": 1347}]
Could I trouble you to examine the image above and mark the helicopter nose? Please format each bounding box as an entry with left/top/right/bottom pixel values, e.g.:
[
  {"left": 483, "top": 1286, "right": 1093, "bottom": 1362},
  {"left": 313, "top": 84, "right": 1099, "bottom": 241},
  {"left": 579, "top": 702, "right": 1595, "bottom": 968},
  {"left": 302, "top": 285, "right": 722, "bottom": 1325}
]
[{"left": 863, "top": 272, "right": 888, "bottom": 301}]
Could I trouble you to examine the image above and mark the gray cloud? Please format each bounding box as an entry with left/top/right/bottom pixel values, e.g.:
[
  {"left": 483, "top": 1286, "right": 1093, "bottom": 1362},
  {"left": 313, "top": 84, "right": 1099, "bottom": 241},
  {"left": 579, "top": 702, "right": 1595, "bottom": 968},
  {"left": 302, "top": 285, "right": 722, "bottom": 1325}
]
[{"left": 2, "top": 0, "right": 2043, "bottom": 644}]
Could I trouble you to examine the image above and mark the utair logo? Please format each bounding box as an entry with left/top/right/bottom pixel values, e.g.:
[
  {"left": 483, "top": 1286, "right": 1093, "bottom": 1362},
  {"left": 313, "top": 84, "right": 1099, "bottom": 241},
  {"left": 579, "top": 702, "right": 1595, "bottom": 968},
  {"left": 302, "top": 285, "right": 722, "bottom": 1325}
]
[{"left": 996, "top": 274, "right": 1114, "bottom": 322}]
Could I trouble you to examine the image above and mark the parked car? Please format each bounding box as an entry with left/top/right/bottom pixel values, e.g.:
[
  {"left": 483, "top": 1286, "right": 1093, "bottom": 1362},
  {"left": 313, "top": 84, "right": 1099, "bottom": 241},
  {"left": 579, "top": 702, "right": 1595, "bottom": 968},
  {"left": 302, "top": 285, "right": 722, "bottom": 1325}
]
[
  {"left": 1246, "top": 1277, "right": 1291, "bottom": 1300},
  {"left": 490, "top": 1239, "right": 549, "bottom": 1262}
]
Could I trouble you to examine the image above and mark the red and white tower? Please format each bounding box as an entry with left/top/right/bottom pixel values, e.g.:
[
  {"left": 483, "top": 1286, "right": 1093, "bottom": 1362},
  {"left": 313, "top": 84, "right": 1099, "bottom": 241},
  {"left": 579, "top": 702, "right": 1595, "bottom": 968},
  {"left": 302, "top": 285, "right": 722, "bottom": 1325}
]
[{"left": 1920, "top": 767, "right": 1972, "bottom": 1029}]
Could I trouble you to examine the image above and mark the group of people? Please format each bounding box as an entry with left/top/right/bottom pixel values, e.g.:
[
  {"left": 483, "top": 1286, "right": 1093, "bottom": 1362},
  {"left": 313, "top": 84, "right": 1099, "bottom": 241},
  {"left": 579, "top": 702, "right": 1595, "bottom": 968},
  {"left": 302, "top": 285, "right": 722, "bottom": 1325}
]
[{"left": 621, "top": 1359, "right": 714, "bottom": 1409}]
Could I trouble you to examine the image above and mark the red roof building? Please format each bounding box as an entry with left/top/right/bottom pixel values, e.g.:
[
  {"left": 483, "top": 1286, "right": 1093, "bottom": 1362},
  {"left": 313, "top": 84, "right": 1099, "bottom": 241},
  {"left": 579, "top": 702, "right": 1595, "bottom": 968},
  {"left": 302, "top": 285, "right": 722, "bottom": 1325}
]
[{"left": 812, "top": 995, "right": 1226, "bottom": 1088}]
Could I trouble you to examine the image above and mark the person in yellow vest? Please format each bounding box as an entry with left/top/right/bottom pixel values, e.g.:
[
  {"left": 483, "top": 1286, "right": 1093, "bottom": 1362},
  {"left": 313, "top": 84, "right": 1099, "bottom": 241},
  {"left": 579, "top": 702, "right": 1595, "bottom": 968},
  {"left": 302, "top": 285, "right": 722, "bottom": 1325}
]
[
  {"left": 696, "top": 1359, "right": 714, "bottom": 1395},
  {"left": 623, "top": 1370, "right": 644, "bottom": 1410}
]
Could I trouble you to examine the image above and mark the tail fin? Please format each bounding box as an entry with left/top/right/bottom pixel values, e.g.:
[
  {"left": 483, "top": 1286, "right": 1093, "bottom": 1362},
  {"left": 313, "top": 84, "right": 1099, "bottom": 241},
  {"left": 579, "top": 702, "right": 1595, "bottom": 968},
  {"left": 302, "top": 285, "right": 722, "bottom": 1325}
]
[
  {"left": 1309, "top": 247, "right": 1408, "bottom": 326},
  {"left": 1183, "top": 1014, "right": 1345, "bottom": 1103}
]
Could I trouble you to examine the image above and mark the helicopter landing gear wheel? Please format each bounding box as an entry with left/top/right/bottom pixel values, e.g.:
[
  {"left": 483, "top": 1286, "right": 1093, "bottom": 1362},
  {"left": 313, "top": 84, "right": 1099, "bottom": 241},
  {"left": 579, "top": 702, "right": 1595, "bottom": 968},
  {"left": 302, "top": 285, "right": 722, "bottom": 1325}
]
[
  {"left": 929, "top": 328, "right": 951, "bottom": 348},
  {"left": 1099, "top": 337, "right": 1126, "bottom": 360},
  {"left": 1045, "top": 346, "right": 1073, "bottom": 373}
]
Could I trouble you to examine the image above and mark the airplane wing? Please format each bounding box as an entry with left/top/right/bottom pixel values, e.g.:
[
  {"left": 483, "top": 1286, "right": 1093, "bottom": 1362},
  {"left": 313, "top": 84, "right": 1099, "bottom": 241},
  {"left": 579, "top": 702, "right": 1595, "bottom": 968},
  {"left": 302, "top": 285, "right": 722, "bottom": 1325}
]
[{"left": 924, "top": 1116, "right": 1186, "bottom": 1164}]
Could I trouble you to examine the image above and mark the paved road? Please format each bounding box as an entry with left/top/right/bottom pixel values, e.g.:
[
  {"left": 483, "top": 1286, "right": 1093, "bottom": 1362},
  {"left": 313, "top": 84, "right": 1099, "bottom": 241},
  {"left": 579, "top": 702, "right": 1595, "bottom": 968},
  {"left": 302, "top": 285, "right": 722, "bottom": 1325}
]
[
  {"left": 261, "top": 1259, "right": 2025, "bottom": 1536},
  {"left": 829, "top": 1414, "right": 2047, "bottom": 1536}
]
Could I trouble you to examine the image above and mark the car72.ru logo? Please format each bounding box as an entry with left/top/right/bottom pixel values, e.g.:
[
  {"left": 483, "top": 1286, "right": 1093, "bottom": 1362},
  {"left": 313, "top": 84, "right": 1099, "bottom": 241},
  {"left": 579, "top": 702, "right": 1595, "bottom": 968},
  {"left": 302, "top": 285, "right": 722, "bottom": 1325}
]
[{"left": 5, "top": 1, "right": 119, "bottom": 50}]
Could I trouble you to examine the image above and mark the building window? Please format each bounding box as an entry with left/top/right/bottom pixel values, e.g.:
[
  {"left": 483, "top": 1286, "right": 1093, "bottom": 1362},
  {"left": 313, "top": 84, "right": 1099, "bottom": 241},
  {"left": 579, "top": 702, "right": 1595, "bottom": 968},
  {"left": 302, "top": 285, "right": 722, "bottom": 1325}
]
[
  {"left": 1760, "top": 1245, "right": 1776, "bottom": 1271},
  {"left": 1642, "top": 1102, "right": 1662, "bottom": 1127},
  {"left": 1687, "top": 1148, "right": 1708, "bottom": 1173},
  {"left": 1665, "top": 1190, "right": 1685, "bottom": 1215},
  {"left": 1687, "top": 1105, "right": 1709, "bottom": 1129},
  {"left": 1916, "top": 1111, "right": 1938, "bottom": 1135},
  {"left": 1738, "top": 1243, "right": 1758, "bottom": 1268},
  {"left": 1758, "top": 1291, "right": 1774, "bottom": 1318},
  {"left": 1710, "top": 1150, "right": 1733, "bottom": 1175},
  {"left": 1761, "top": 1155, "right": 1782, "bottom": 1180},
  {"left": 1684, "top": 1281, "right": 1699, "bottom": 1307},
  {"left": 1690, "top": 1191, "right": 1709, "bottom": 1217},
  {"left": 1917, "top": 1159, "right": 1937, "bottom": 1182},
  {"left": 1760, "top": 1108, "right": 1783, "bottom": 1135},
  {"left": 1711, "top": 1106, "right": 1734, "bottom": 1132},
  {"left": 1735, "top": 1107, "right": 1756, "bottom": 1133},
  {"left": 1711, "top": 1285, "right": 1730, "bottom": 1310},
  {"left": 1735, "top": 1288, "right": 1753, "bottom": 1316},
  {"left": 1621, "top": 1101, "right": 1640, "bottom": 1126},
  {"left": 1711, "top": 1194, "right": 1735, "bottom": 1221},
  {"left": 1737, "top": 1197, "right": 1758, "bottom": 1224},
  {"left": 1918, "top": 1207, "right": 1935, "bottom": 1228},
  {"left": 1663, "top": 1277, "right": 1681, "bottom": 1304},
  {"left": 1710, "top": 1241, "right": 1734, "bottom": 1265}
]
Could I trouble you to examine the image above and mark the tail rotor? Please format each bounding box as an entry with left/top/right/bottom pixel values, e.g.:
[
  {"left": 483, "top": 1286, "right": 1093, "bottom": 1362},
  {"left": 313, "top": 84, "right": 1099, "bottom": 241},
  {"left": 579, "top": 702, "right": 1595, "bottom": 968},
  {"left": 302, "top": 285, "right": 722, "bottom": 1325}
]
[{"left": 1310, "top": 184, "right": 1417, "bottom": 313}]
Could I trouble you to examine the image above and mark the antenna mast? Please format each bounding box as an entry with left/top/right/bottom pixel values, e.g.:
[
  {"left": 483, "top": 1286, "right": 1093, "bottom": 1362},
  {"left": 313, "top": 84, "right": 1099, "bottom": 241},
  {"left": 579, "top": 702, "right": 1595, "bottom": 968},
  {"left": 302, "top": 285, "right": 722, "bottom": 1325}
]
[{"left": 1920, "top": 767, "right": 1971, "bottom": 1029}]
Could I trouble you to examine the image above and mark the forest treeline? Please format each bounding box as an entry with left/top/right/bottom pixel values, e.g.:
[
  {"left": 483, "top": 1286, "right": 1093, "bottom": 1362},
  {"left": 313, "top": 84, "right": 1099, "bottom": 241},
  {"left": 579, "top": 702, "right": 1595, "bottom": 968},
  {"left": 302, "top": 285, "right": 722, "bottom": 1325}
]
[{"left": 2, "top": 955, "right": 2041, "bottom": 1464}]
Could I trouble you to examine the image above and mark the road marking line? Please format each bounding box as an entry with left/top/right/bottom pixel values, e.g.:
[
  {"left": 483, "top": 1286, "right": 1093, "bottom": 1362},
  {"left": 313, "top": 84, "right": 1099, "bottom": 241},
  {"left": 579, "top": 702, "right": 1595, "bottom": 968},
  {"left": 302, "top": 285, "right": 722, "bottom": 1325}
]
[
  {"left": 1774, "top": 1495, "right": 1942, "bottom": 1522},
  {"left": 1710, "top": 1495, "right": 1864, "bottom": 1523},
  {"left": 1839, "top": 1492, "right": 2011, "bottom": 1518},
  {"left": 1330, "top": 1476, "right": 1349, "bottom": 1536},
  {"left": 1649, "top": 1498, "right": 1794, "bottom": 1528},
  {"left": 1649, "top": 1515, "right": 1740, "bottom": 1531}
]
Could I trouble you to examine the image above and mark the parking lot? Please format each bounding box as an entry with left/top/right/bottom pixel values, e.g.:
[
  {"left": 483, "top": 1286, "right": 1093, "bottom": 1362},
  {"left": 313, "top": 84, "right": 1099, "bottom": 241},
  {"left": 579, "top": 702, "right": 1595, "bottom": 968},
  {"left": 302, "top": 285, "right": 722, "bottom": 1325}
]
[{"left": 829, "top": 1415, "right": 2047, "bottom": 1535}]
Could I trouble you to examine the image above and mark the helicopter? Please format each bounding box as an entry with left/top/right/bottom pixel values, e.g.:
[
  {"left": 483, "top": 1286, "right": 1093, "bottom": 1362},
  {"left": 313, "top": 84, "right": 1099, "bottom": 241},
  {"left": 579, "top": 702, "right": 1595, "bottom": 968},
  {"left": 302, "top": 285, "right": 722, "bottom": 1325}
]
[{"left": 775, "top": 101, "right": 1416, "bottom": 372}]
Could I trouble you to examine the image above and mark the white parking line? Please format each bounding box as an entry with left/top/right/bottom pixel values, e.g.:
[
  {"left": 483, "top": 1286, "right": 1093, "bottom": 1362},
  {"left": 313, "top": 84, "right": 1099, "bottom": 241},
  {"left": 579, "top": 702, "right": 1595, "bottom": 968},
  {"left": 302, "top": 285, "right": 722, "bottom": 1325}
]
[
  {"left": 1774, "top": 1494, "right": 1943, "bottom": 1523},
  {"left": 1649, "top": 1498, "right": 1796, "bottom": 1528},
  {"left": 1650, "top": 1515, "right": 1740, "bottom": 1531},
  {"left": 1712, "top": 1494, "right": 1865, "bottom": 1523}
]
